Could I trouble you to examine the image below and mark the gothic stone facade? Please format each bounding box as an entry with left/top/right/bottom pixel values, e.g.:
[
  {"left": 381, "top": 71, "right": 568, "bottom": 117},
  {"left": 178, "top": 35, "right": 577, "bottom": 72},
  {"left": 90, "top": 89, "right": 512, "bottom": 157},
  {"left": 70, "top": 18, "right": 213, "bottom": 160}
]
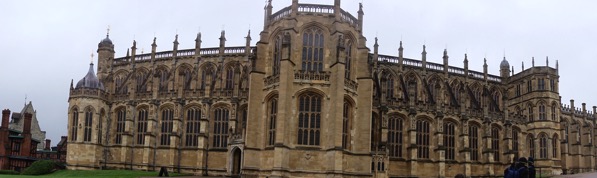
[{"left": 66, "top": 1, "right": 597, "bottom": 177}]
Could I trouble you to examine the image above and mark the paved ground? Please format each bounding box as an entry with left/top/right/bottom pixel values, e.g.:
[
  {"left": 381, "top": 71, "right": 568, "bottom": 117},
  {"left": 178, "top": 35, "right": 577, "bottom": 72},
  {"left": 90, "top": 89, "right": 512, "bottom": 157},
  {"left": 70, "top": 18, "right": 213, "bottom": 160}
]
[{"left": 553, "top": 172, "right": 597, "bottom": 178}]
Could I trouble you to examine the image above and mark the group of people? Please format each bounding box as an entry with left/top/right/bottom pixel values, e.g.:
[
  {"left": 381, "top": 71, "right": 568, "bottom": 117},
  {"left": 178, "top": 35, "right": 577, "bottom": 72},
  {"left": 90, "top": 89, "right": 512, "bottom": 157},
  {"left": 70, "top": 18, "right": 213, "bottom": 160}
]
[{"left": 504, "top": 157, "right": 537, "bottom": 178}]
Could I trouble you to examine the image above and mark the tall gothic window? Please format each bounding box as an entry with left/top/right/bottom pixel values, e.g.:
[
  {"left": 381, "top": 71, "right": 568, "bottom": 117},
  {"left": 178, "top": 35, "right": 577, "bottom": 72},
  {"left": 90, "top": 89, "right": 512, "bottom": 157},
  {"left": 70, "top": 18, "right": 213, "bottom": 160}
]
[
  {"left": 160, "top": 109, "right": 174, "bottom": 146},
  {"left": 83, "top": 109, "right": 93, "bottom": 142},
  {"left": 185, "top": 107, "right": 201, "bottom": 147},
  {"left": 70, "top": 109, "right": 78, "bottom": 141},
  {"left": 342, "top": 100, "right": 352, "bottom": 150},
  {"left": 513, "top": 129, "right": 519, "bottom": 154},
  {"left": 225, "top": 67, "right": 234, "bottom": 90},
  {"left": 551, "top": 105, "right": 557, "bottom": 121},
  {"left": 528, "top": 135, "right": 535, "bottom": 158},
  {"left": 297, "top": 92, "right": 322, "bottom": 146},
  {"left": 158, "top": 69, "right": 169, "bottom": 92},
  {"left": 563, "top": 122, "right": 569, "bottom": 142},
  {"left": 552, "top": 134, "right": 559, "bottom": 158},
  {"left": 137, "top": 109, "right": 148, "bottom": 145},
  {"left": 444, "top": 122, "right": 455, "bottom": 160},
  {"left": 527, "top": 80, "right": 532, "bottom": 93},
  {"left": 539, "top": 134, "right": 548, "bottom": 159},
  {"left": 267, "top": 98, "right": 278, "bottom": 146},
  {"left": 213, "top": 107, "right": 229, "bottom": 148},
  {"left": 491, "top": 127, "right": 500, "bottom": 162},
  {"left": 516, "top": 84, "right": 521, "bottom": 96},
  {"left": 273, "top": 35, "right": 282, "bottom": 75},
  {"left": 136, "top": 71, "right": 147, "bottom": 93},
  {"left": 470, "top": 125, "right": 479, "bottom": 161},
  {"left": 301, "top": 27, "right": 324, "bottom": 72},
  {"left": 416, "top": 119, "right": 430, "bottom": 159},
  {"left": 388, "top": 116, "right": 403, "bottom": 158},
  {"left": 115, "top": 109, "right": 126, "bottom": 144},
  {"left": 383, "top": 74, "right": 394, "bottom": 100},
  {"left": 344, "top": 41, "right": 353, "bottom": 79},
  {"left": 539, "top": 104, "right": 546, "bottom": 120},
  {"left": 528, "top": 105, "right": 534, "bottom": 122}
]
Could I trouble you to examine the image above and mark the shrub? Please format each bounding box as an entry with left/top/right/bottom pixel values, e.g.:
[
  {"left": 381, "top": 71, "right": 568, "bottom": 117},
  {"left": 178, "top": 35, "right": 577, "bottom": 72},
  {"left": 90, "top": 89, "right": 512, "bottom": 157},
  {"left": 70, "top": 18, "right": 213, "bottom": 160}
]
[
  {"left": 0, "top": 170, "right": 18, "bottom": 175},
  {"left": 21, "top": 160, "right": 57, "bottom": 175}
]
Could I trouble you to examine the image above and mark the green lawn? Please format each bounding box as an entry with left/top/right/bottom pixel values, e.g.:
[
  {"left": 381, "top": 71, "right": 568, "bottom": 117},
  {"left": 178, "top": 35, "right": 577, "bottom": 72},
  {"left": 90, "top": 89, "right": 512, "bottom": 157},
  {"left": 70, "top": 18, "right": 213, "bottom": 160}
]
[{"left": 0, "top": 169, "right": 189, "bottom": 178}]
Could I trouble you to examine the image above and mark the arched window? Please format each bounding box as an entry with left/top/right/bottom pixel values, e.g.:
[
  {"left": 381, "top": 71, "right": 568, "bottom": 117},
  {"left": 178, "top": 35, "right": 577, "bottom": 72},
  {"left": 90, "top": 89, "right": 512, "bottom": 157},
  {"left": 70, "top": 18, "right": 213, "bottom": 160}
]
[
  {"left": 344, "top": 41, "right": 353, "bottom": 79},
  {"left": 552, "top": 134, "right": 559, "bottom": 158},
  {"left": 136, "top": 71, "right": 147, "bottom": 93},
  {"left": 137, "top": 109, "right": 148, "bottom": 145},
  {"left": 539, "top": 104, "right": 546, "bottom": 120},
  {"left": 388, "top": 116, "right": 403, "bottom": 158},
  {"left": 528, "top": 135, "right": 535, "bottom": 158},
  {"left": 301, "top": 27, "right": 324, "bottom": 72},
  {"left": 342, "top": 100, "right": 352, "bottom": 150},
  {"left": 115, "top": 109, "right": 126, "bottom": 144},
  {"left": 539, "top": 134, "right": 548, "bottom": 159},
  {"left": 185, "top": 107, "right": 201, "bottom": 147},
  {"left": 273, "top": 35, "right": 282, "bottom": 75},
  {"left": 225, "top": 67, "right": 234, "bottom": 90},
  {"left": 551, "top": 105, "right": 557, "bottom": 121},
  {"left": 84, "top": 109, "right": 93, "bottom": 142},
  {"left": 443, "top": 121, "right": 455, "bottom": 160},
  {"left": 212, "top": 107, "right": 229, "bottom": 148},
  {"left": 160, "top": 108, "right": 174, "bottom": 146},
  {"left": 158, "top": 69, "right": 169, "bottom": 92},
  {"left": 70, "top": 108, "right": 79, "bottom": 141},
  {"left": 512, "top": 129, "right": 519, "bottom": 154},
  {"left": 267, "top": 98, "right": 278, "bottom": 146},
  {"left": 451, "top": 83, "right": 460, "bottom": 104},
  {"left": 469, "top": 125, "right": 479, "bottom": 161},
  {"left": 297, "top": 92, "right": 322, "bottom": 146},
  {"left": 491, "top": 127, "right": 500, "bottom": 162},
  {"left": 416, "top": 119, "right": 430, "bottom": 159},
  {"left": 528, "top": 105, "right": 534, "bottom": 122}
]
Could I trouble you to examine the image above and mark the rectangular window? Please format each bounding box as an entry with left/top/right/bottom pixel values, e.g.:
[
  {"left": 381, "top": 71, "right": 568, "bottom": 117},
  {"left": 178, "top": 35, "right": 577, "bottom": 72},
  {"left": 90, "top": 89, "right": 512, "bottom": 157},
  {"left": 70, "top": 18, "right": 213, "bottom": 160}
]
[
  {"left": 539, "top": 105, "right": 546, "bottom": 120},
  {"left": 470, "top": 126, "right": 479, "bottom": 161},
  {"left": 342, "top": 102, "right": 352, "bottom": 150},
  {"left": 444, "top": 122, "right": 455, "bottom": 160},
  {"left": 185, "top": 108, "right": 201, "bottom": 147},
  {"left": 516, "top": 84, "right": 521, "bottom": 96},
  {"left": 160, "top": 109, "right": 174, "bottom": 146},
  {"left": 389, "top": 117, "right": 403, "bottom": 158},
  {"left": 268, "top": 99, "right": 278, "bottom": 146},
  {"left": 71, "top": 110, "right": 79, "bottom": 141},
  {"left": 416, "top": 120, "right": 430, "bottom": 159},
  {"left": 538, "top": 79, "right": 545, "bottom": 90},
  {"left": 512, "top": 130, "right": 519, "bottom": 153},
  {"left": 83, "top": 111, "right": 93, "bottom": 142},
  {"left": 115, "top": 110, "right": 126, "bottom": 144},
  {"left": 212, "top": 108, "right": 229, "bottom": 148},
  {"left": 491, "top": 128, "right": 500, "bottom": 162},
  {"left": 550, "top": 79, "right": 555, "bottom": 92},
  {"left": 137, "top": 109, "right": 148, "bottom": 145},
  {"left": 527, "top": 80, "right": 532, "bottom": 93}
]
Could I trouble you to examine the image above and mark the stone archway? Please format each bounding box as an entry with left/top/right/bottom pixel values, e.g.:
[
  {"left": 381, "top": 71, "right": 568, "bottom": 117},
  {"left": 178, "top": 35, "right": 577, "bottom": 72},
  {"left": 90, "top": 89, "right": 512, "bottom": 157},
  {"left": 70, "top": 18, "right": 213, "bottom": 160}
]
[{"left": 231, "top": 147, "right": 242, "bottom": 177}]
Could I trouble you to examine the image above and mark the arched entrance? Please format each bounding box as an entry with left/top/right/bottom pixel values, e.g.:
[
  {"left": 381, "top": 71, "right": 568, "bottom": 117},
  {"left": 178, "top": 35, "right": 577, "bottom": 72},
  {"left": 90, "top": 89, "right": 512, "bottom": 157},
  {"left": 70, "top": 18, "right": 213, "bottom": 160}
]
[{"left": 231, "top": 148, "right": 242, "bottom": 177}]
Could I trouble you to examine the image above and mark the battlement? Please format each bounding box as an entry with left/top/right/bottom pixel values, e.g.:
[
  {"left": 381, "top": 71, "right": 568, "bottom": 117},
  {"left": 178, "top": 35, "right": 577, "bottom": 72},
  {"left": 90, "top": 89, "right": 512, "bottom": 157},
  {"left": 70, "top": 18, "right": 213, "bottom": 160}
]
[
  {"left": 561, "top": 100, "right": 597, "bottom": 120},
  {"left": 510, "top": 66, "right": 558, "bottom": 82},
  {"left": 270, "top": 3, "right": 359, "bottom": 28}
]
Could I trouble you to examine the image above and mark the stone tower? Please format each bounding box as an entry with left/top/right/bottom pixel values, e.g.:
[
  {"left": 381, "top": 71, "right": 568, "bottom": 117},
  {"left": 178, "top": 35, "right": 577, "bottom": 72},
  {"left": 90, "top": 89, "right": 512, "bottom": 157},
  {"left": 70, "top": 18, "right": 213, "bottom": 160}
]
[{"left": 97, "top": 32, "right": 115, "bottom": 81}]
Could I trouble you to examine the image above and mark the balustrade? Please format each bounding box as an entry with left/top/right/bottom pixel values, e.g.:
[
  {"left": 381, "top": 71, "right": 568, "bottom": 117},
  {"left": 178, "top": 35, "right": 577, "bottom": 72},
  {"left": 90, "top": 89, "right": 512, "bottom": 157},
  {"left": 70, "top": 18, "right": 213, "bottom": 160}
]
[
  {"left": 298, "top": 4, "right": 334, "bottom": 14},
  {"left": 294, "top": 70, "right": 331, "bottom": 81}
]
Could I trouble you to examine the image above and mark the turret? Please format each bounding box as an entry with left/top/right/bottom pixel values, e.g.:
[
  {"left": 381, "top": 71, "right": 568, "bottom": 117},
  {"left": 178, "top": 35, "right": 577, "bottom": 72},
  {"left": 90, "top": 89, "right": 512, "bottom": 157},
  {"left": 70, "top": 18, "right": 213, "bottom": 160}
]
[
  {"left": 357, "top": 3, "right": 364, "bottom": 32},
  {"left": 443, "top": 49, "right": 449, "bottom": 76},
  {"left": 195, "top": 32, "right": 202, "bottom": 57},
  {"left": 464, "top": 54, "right": 469, "bottom": 76},
  {"left": 97, "top": 28, "right": 115, "bottom": 80},
  {"left": 219, "top": 30, "right": 226, "bottom": 55},
  {"left": 500, "top": 57, "right": 510, "bottom": 79},
  {"left": 421, "top": 45, "right": 427, "bottom": 72},
  {"left": 398, "top": 41, "right": 403, "bottom": 71}
]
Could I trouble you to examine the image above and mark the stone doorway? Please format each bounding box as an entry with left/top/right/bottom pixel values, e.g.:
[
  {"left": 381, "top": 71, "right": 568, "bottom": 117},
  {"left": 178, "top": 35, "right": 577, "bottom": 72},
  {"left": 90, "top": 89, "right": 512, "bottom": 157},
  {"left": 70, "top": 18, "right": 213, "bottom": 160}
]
[{"left": 231, "top": 148, "right": 242, "bottom": 177}]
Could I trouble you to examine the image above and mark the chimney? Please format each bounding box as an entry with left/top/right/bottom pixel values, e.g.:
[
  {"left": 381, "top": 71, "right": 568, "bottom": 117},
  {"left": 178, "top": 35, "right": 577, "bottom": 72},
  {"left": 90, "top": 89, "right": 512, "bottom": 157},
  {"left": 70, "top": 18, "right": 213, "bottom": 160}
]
[
  {"left": 1, "top": 109, "right": 9, "bottom": 129},
  {"left": 21, "top": 113, "right": 33, "bottom": 157},
  {"left": 45, "top": 139, "right": 51, "bottom": 150}
]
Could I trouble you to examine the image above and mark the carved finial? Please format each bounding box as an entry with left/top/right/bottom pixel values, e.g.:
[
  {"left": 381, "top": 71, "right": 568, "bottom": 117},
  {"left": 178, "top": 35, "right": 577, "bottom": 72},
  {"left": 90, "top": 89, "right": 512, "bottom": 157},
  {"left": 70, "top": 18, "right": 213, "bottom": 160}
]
[
  {"left": 359, "top": 2, "right": 363, "bottom": 11},
  {"left": 133, "top": 40, "right": 136, "bottom": 47},
  {"left": 106, "top": 25, "right": 110, "bottom": 37},
  {"left": 522, "top": 61, "right": 524, "bottom": 70},
  {"left": 174, "top": 34, "right": 179, "bottom": 42},
  {"left": 126, "top": 48, "right": 130, "bottom": 57},
  {"left": 153, "top": 37, "right": 157, "bottom": 45},
  {"left": 443, "top": 48, "right": 447, "bottom": 56},
  {"left": 90, "top": 50, "right": 94, "bottom": 64},
  {"left": 423, "top": 45, "right": 426, "bottom": 52},
  {"left": 546, "top": 56, "right": 549, "bottom": 66},
  {"left": 512, "top": 66, "right": 515, "bottom": 75},
  {"left": 532, "top": 57, "right": 535, "bottom": 67},
  {"left": 464, "top": 53, "right": 468, "bottom": 62},
  {"left": 484, "top": 58, "right": 487, "bottom": 65},
  {"left": 399, "top": 41, "right": 403, "bottom": 48}
]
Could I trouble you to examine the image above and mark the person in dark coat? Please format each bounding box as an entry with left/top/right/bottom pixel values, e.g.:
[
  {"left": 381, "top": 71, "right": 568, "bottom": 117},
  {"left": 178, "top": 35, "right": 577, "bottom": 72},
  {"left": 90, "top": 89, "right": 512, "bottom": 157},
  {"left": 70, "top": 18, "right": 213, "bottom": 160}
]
[
  {"left": 516, "top": 157, "right": 530, "bottom": 178},
  {"left": 528, "top": 157, "right": 536, "bottom": 178},
  {"left": 504, "top": 157, "right": 518, "bottom": 177}
]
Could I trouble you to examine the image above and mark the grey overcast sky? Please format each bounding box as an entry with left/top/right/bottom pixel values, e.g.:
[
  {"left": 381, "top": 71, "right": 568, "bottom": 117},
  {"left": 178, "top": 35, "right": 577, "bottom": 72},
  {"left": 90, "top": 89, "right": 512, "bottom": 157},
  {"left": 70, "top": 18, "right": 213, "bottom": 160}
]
[{"left": 1, "top": 0, "right": 596, "bottom": 144}]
